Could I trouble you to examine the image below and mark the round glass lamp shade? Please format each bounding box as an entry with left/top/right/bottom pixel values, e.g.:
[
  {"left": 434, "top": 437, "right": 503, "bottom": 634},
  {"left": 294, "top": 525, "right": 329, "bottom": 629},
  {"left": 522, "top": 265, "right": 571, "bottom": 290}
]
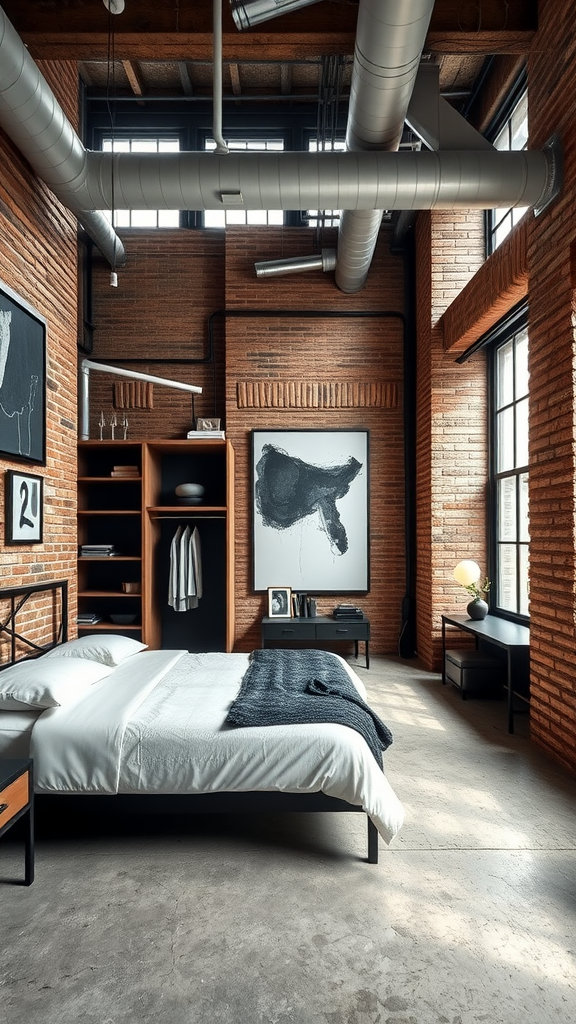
[{"left": 453, "top": 560, "right": 481, "bottom": 587}]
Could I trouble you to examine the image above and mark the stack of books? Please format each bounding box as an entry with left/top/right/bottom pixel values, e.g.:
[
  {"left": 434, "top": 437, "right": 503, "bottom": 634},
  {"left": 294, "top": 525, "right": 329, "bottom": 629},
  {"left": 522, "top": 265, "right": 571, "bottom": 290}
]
[
  {"left": 77, "top": 612, "right": 103, "bottom": 625},
  {"left": 110, "top": 465, "right": 139, "bottom": 477},
  {"left": 186, "top": 430, "right": 226, "bottom": 440},
  {"left": 79, "top": 543, "right": 116, "bottom": 557},
  {"left": 292, "top": 592, "right": 317, "bottom": 617},
  {"left": 333, "top": 604, "right": 364, "bottom": 620}
]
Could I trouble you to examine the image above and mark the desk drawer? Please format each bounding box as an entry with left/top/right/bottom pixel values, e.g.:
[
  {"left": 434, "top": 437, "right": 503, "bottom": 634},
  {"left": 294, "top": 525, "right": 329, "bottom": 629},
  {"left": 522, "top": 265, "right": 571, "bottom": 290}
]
[
  {"left": 316, "top": 622, "right": 368, "bottom": 640},
  {"left": 0, "top": 772, "right": 30, "bottom": 829},
  {"left": 264, "top": 622, "right": 317, "bottom": 640}
]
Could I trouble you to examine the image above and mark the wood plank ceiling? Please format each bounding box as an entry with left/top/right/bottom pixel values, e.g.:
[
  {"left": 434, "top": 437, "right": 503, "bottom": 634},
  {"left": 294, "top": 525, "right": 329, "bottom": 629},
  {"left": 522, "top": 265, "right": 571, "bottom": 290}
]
[{"left": 0, "top": 0, "right": 537, "bottom": 129}]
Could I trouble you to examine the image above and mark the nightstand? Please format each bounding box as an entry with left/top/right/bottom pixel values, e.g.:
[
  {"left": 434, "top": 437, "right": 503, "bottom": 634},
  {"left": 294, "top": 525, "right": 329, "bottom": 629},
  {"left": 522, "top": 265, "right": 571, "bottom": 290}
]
[
  {"left": 0, "top": 758, "right": 34, "bottom": 885},
  {"left": 261, "top": 615, "right": 370, "bottom": 668}
]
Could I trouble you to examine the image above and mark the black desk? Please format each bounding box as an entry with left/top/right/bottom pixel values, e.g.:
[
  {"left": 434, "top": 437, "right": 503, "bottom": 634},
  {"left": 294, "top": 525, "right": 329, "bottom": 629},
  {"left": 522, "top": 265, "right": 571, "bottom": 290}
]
[
  {"left": 441, "top": 614, "right": 530, "bottom": 733},
  {"left": 262, "top": 615, "right": 370, "bottom": 668}
]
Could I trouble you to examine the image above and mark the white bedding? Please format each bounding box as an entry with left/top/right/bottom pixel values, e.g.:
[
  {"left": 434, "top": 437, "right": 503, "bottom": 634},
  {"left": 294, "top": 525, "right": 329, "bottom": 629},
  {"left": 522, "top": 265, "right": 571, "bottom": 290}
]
[{"left": 30, "top": 649, "right": 405, "bottom": 844}]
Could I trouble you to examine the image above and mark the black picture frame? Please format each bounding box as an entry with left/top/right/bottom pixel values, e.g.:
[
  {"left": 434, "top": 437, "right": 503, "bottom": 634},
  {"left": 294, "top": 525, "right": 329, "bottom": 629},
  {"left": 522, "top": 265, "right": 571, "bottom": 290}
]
[
  {"left": 5, "top": 470, "right": 44, "bottom": 545},
  {"left": 267, "top": 586, "right": 292, "bottom": 618},
  {"left": 0, "top": 279, "right": 46, "bottom": 465},
  {"left": 252, "top": 429, "right": 370, "bottom": 594}
]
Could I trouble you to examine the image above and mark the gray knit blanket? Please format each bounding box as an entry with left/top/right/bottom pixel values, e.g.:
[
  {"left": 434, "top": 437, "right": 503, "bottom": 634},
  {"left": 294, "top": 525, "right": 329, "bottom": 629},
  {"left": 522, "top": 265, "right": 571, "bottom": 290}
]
[{"left": 224, "top": 649, "right": 393, "bottom": 768}]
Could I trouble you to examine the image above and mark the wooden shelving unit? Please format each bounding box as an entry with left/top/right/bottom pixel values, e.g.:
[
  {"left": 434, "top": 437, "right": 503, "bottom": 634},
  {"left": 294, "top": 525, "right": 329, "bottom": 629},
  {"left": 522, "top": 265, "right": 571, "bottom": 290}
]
[{"left": 77, "top": 440, "right": 235, "bottom": 651}]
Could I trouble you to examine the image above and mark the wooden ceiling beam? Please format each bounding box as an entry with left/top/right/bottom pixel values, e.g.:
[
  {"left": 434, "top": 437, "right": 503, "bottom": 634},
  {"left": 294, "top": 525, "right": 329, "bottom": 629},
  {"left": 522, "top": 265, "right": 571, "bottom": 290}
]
[
  {"left": 20, "top": 29, "right": 536, "bottom": 64},
  {"left": 121, "top": 60, "right": 145, "bottom": 97}
]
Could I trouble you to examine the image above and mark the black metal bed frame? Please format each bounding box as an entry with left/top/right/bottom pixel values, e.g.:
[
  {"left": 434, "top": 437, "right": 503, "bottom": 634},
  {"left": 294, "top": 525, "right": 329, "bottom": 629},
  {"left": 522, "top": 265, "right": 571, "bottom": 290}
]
[{"left": 0, "top": 580, "right": 379, "bottom": 863}]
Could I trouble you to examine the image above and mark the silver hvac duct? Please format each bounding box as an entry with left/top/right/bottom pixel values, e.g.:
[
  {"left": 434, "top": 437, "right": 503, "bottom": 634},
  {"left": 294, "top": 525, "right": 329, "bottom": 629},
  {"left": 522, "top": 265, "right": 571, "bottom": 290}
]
[
  {"left": 0, "top": 7, "right": 125, "bottom": 267},
  {"left": 335, "top": 0, "right": 436, "bottom": 292},
  {"left": 255, "top": 248, "right": 337, "bottom": 277},
  {"left": 230, "top": 0, "right": 321, "bottom": 31},
  {"left": 71, "top": 149, "right": 556, "bottom": 214}
]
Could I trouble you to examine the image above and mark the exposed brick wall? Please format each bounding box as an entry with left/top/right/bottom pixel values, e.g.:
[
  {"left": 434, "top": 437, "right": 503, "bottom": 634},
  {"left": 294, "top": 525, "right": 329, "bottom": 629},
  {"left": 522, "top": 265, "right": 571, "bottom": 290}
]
[
  {"left": 0, "top": 61, "right": 79, "bottom": 654},
  {"left": 88, "top": 232, "right": 226, "bottom": 440},
  {"left": 224, "top": 226, "right": 407, "bottom": 654},
  {"left": 90, "top": 225, "right": 407, "bottom": 657},
  {"left": 524, "top": 0, "right": 576, "bottom": 771},
  {"left": 415, "top": 213, "right": 488, "bottom": 670}
]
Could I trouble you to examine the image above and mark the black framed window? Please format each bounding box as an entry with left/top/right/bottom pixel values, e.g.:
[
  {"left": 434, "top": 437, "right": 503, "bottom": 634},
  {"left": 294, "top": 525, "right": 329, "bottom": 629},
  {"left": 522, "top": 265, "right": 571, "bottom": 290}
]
[
  {"left": 486, "top": 77, "right": 528, "bottom": 254},
  {"left": 489, "top": 308, "right": 529, "bottom": 619}
]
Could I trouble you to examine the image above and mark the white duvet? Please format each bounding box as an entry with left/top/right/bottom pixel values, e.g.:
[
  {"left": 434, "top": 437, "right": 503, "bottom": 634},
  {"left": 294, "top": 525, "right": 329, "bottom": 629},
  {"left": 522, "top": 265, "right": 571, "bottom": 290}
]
[{"left": 31, "top": 649, "right": 405, "bottom": 844}]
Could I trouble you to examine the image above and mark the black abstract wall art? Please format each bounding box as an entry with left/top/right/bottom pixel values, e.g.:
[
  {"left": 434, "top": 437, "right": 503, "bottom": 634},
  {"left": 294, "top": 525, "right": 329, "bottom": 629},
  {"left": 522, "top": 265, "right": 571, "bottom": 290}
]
[
  {"left": 252, "top": 429, "right": 369, "bottom": 593},
  {"left": 0, "top": 280, "right": 46, "bottom": 465}
]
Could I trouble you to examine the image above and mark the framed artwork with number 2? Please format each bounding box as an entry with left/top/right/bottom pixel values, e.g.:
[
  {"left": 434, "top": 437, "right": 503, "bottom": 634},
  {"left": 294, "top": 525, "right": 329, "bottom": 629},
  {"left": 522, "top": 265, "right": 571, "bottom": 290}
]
[{"left": 5, "top": 470, "right": 43, "bottom": 544}]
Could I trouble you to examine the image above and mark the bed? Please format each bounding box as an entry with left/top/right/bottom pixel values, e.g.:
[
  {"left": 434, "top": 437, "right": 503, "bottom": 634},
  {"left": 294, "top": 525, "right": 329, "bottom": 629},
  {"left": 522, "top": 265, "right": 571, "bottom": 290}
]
[{"left": 0, "top": 581, "right": 404, "bottom": 862}]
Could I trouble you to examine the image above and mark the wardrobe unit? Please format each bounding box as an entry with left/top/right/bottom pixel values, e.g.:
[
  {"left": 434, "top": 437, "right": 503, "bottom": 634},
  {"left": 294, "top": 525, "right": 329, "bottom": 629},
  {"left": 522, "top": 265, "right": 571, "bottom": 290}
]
[{"left": 77, "top": 439, "right": 235, "bottom": 652}]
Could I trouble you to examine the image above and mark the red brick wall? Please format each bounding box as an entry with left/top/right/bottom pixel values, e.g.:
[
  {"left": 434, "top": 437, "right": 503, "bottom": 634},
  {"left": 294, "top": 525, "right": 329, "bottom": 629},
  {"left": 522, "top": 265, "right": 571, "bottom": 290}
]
[
  {"left": 224, "top": 226, "right": 407, "bottom": 653},
  {"left": 0, "top": 61, "right": 79, "bottom": 653},
  {"left": 415, "top": 212, "right": 488, "bottom": 670},
  {"left": 88, "top": 232, "right": 226, "bottom": 440},
  {"left": 524, "top": 0, "right": 576, "bottom": 771}
]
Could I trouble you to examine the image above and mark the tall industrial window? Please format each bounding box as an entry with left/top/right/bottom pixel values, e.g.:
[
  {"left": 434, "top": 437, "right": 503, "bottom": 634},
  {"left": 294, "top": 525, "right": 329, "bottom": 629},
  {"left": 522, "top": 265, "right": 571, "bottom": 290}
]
[
  {"left": 487, "top": 86, "right": 528, "bottom": 253},
  {"left": 102, "top": 137, "right": 181, "bottom": 228},
  {"left": 203, "top": 138, "right": 285, "bottom": 226},
  {"left": 490, "top": 312, "right": 529, "bottom": 618}
]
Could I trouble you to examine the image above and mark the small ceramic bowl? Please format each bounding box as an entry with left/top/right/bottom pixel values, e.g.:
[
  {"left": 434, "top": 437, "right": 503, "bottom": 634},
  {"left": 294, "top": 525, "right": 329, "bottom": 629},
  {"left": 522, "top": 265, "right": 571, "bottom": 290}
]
[{"left": 175, "top": 482, "right": 205, "bottom": 498}]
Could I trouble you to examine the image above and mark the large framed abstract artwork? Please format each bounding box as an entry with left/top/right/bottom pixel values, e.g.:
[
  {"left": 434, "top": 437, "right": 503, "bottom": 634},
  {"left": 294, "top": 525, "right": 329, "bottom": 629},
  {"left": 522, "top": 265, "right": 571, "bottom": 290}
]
[
  {"left": 0, "top": 279, "right": 46, "bottom": 465},
  {"left": 252, "top": 429, "right": 369, "bottom": 594}
]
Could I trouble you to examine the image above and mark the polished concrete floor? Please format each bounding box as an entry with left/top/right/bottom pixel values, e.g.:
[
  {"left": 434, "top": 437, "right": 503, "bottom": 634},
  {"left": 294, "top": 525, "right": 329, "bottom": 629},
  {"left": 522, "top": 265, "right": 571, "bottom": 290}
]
[{"left": 2, "top": 655, "right": 576, "bottom": 1024}]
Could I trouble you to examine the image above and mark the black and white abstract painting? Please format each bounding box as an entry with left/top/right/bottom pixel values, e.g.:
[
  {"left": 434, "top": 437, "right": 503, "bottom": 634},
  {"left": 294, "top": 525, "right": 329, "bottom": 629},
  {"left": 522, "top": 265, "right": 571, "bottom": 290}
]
[
  {"left": 0, "top": 280, "right": 46, "bottom": 465},
  {"left": 252, "top": 429, "right": 369, "bottom": 593}
]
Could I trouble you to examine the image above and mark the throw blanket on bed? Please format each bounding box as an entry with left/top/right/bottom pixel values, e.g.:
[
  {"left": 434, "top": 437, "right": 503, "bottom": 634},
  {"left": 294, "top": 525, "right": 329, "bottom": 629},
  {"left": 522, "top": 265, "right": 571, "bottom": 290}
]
[{"left": 224, "top": 649, "right": 393, "bottom": 768}]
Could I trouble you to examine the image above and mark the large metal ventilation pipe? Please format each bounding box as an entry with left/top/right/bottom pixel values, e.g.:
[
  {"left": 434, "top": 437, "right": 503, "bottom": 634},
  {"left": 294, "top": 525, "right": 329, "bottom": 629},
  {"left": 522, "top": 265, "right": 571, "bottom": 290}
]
[
  {"left": 72, "top": 148, "right": 556, "bottom": 214},
  {"left": 0, "top": 7, "right": 125, "bottom": 268},
  {"left": 335, "top": 0, "right": 436, "bottom": 293}
]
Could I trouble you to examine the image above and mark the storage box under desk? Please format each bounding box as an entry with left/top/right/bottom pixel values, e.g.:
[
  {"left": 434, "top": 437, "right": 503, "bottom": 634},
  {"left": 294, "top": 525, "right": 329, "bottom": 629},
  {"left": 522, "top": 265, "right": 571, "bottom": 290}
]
[{"left": 444, "top": 648, "right": 505, "bottom": 698}]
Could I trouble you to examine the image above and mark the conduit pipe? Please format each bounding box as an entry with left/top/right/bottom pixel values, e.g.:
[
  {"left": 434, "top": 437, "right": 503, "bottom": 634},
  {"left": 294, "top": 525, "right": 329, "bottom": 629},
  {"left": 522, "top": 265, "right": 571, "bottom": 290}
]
[
  {"left": 0, "top": 7, "right": 125, "bottom": 267},
  {"left": 255, "top": 248, "right": 337, "bottom": 277},
  {"left": 72, "top": 148, "right": 556, "bottom": 213},
  {"left": 79, "top": 359, "right": 202, "bottom": 440}
]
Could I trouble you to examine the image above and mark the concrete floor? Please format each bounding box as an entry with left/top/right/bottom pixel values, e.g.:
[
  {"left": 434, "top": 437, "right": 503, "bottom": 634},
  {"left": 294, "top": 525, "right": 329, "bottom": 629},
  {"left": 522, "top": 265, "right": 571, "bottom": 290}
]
[{"left": 2, "top": 655, "right": 576, "bottom": 1024}]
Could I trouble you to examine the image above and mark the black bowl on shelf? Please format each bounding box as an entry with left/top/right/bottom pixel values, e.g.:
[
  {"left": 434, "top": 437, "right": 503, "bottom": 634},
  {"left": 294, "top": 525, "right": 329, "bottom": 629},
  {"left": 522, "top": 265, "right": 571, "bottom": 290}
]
[{"left": 110, "top": 613, "right": 137, "bottom": 625}]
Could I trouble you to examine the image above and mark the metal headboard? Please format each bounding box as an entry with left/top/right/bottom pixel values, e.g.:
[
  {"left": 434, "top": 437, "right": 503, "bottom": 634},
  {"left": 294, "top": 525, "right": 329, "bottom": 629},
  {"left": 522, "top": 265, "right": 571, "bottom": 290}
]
[{"left": 0, "top": 580, "right": 68, "bottom": 667}]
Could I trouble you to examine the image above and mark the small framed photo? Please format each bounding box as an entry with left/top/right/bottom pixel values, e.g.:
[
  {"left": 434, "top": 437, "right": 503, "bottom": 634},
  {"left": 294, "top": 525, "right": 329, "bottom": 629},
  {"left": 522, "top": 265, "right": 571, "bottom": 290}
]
[
  {"left": 196, "top": 417, "right": 221, "bottom": 431},
  {"left": 267, "top": 586, "right": 292, "bottom": 618},
  {"left": 5, "top": 470, "right": 43, "bottom": 544}
]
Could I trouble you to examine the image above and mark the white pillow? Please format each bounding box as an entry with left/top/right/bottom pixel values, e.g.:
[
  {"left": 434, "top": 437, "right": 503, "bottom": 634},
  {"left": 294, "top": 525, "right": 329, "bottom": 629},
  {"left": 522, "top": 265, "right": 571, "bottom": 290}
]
[
  {"left": 0, "top": 657, "right": 113, "bottom": 710},
  {"left": 43, "top": 634, "right": 148, "bottom": 668}
]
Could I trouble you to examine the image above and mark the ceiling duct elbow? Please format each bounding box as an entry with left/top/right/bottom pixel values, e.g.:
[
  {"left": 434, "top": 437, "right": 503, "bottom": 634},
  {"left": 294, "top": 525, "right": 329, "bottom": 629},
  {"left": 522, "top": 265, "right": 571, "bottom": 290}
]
[{"left": 255, "top": 249, "right": 337, "bottom": 278}]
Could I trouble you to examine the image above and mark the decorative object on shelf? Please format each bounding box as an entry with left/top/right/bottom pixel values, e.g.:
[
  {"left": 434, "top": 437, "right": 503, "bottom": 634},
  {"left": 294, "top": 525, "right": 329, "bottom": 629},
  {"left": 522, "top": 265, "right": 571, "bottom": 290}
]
[
  {"left": 121, "top": 414, "right": 129, "bottom": 440},
  {"left": 110, "top": 613, "right": 137, "bottom": 625},
  {"left": 196, "top": 417, "right": 221, "bottom": 431},
  {"left": 453, "top": 560, "right": 491, "bottom": 620},
  {"left": 98, "top": 411, "right": 105, "bottom": 440},
  {"left": 252, "top": 429, "right": 369, "bottom": 593},
  {"left": 267, "top": 586, "right": 292, "bottom": 618},
  {"left": 110, "top": 413, "right": 117, "bottom": 440},
  {"left": 0, "top": 280, "right": 46, "bottom": 464},
  {"left": 4, "top": 469, "right": 44, "bottom": 544},
  {"left": 121, "top": 582, "right": 140, "bottom": 593},
  {"left": 175, "top": 482, "right": 205, "bottom": 505}
]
